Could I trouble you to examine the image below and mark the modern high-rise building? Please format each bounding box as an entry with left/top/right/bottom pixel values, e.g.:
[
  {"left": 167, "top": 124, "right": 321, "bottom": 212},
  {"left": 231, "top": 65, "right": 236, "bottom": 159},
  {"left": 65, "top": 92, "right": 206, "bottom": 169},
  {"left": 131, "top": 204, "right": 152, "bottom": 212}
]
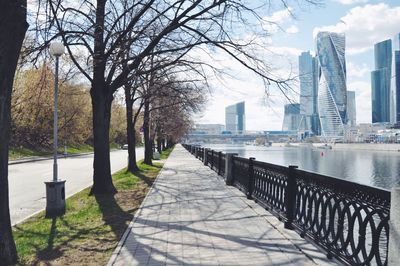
[
  {"left": 316, "top": 31, "right": 347, "bottom": 138},
  {"left": 225, "top": 101, "right": 245, "bottom": 134},
  {"left": 298, "top": 51, "right": 320, "bottom": 135},
  {"left": 392, "top": 33, "right": 400, "bottom": 122},
  {"left": 371, "top": 39, "right": 392, "bottom": 123},
  {"left": 347, "top": 91, "right": 356, "bottom": 127},
  {"left": 395, "top": 50, "right": 400, "bottom": 122},
  {"left": 282, "top": 103, "right": 301, "bottom": 131}
]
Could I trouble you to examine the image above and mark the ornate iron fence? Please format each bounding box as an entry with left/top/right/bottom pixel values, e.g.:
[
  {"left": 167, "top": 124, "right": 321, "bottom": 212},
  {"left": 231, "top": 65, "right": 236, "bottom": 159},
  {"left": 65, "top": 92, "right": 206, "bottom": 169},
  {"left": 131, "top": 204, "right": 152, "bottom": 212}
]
[{"left": 182, "top": 144, "right": 391, "bottom": 266}]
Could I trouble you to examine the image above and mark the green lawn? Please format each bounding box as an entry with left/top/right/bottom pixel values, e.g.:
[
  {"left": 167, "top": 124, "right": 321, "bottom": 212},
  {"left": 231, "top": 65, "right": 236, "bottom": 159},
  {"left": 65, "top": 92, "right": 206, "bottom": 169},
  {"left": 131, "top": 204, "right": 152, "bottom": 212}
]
[
  {"left": 9, "top": 143, "right": 124, "bottom": 161},
  {"left": 160, "top": 147, "right": 174, "bottom": 160},
  {"left": 64, "top": 144, "right": 93, "bottom": 154},
  {"left": 9, "top": 148, "right": 51, "bottom": 160},
  {"left": 13, "top": 159, "right": 164, "bottom": 265}
]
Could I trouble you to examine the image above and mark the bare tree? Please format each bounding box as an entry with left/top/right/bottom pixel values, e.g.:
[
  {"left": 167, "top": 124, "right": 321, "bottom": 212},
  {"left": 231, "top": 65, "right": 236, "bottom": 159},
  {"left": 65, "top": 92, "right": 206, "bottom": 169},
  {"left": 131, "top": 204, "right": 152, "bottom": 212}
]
[
  {"left": 0, "top": 0, "right": 28, "bottom": 263},
  {"left": 31, "top": 0, "right": 322, "bottom": 194}
]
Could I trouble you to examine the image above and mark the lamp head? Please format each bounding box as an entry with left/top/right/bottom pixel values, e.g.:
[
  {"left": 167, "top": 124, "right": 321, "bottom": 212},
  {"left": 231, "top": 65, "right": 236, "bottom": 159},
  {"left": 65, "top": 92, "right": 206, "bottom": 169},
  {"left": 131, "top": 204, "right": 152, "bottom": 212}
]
[{"left": 49, "top": 42, "right": 65, "bottom": 56}]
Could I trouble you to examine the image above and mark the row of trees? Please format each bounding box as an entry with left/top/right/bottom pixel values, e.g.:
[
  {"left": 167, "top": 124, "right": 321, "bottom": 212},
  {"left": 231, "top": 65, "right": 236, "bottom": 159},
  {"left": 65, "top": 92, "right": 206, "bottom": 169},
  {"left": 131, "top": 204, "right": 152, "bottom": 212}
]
[
  {"left": 11, "top": 65, "right": 130, "bottom": 150},
  {"left": 0, "top": 0, "right": 322, "bottom": 263}
]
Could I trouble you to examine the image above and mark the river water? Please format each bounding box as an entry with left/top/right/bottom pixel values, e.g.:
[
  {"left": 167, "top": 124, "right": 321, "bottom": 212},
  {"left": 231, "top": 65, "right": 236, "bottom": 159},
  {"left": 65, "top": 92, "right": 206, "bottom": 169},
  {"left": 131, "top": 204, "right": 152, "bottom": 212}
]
[{"left": 204, "top": 144, "right": 400, "bottom": 190}]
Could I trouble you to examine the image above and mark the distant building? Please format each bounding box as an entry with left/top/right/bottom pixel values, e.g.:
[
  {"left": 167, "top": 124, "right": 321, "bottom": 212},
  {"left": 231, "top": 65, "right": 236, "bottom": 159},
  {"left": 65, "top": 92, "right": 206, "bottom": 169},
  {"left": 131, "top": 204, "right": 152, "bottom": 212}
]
[
  {"left": 372, "top": 39, "right": 392, "bottom": 123},
  {"left": 282, "top": 103, "right": 301, "bottom": 131},
  {"left": 347, "top": 91, "right": 356, "bottom": 127},
  {"left": 193, "top": 124, "right": 224, "bottom": 135},
  {"left": 298, "top": 51, "right": 320, "bottom": 135},
  {"left": 316, "top": 32, "right": 347, "bottom": 139},
  {"left": 393, "top": 33, "right": 400, "bottom": 122},
  {"left": 225, "top": 101, "right": 245, "bottom": 134}
]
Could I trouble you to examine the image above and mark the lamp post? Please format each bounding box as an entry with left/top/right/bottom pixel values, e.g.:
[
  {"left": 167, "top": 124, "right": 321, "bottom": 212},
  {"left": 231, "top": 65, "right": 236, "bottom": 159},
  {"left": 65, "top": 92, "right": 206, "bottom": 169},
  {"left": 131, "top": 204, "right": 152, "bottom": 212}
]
[{"left": 45, "top": 42, "right": 66, "bottom": 217}]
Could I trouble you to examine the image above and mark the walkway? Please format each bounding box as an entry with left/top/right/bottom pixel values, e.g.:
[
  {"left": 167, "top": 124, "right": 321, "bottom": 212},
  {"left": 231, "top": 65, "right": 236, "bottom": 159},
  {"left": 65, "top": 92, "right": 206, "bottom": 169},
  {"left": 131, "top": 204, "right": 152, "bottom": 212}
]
[{"left": 108, "top": 145, "right": 337, "bottom": 266}]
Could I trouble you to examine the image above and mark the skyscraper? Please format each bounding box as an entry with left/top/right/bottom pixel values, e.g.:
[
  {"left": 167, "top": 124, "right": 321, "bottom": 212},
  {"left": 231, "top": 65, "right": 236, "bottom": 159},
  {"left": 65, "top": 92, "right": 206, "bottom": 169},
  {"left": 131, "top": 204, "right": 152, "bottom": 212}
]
[
  {"left": 347, "top": 91, "right": 356, "bottom": 127},
  {"left": 371, "top": 39, "right": 392, "bottom": 123},
  {"left": 392, "top": 33, "right": 400, "bottom": 122},
  {"left": 225, "top": 101, "right": 245, "bottom": 134},
  {"left": 316, "top": 31, "right": 347, "bottom": 138},
  {"left": 282, "top": 103, "right": 301, "bottom": 131},
  {"left": 395, "top": 50, "right": 400, "bottom": 122},
  {"left": 298, "top": 51, "right": 320, "bottom": 135}
]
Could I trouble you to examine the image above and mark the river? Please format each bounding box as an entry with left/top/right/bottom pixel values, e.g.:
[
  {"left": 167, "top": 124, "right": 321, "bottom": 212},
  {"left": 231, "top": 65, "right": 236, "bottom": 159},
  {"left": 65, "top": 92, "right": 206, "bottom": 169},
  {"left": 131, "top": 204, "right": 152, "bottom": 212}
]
[{"left": 204, "top": 144, "right": 400, "bottom": 190}]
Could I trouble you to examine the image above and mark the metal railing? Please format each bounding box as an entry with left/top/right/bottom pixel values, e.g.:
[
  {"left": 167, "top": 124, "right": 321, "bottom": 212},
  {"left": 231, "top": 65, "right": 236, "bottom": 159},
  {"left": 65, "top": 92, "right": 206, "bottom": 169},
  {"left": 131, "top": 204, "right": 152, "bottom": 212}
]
[{"left": 182, "top": 144, "right": 391, "bottom": 266}]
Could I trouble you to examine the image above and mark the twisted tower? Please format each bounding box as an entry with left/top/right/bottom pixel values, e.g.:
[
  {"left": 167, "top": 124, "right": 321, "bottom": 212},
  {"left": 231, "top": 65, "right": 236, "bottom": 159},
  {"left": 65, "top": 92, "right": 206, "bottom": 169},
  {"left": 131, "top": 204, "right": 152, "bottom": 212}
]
[{"left": 316, "top": 32, "right": 347, "bottom": 139}]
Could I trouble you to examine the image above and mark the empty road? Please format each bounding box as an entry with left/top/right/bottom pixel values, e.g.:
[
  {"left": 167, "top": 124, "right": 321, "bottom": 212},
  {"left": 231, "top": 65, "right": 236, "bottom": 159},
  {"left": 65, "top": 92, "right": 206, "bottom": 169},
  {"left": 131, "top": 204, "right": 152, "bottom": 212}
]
[{"left": 9, "top": 148, "right": 144, "bottom": 225}]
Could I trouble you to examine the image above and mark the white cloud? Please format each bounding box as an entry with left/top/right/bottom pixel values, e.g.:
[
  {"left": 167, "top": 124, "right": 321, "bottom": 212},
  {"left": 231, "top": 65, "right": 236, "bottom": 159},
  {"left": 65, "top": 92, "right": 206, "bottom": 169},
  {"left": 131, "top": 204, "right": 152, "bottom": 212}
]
[
  {"left": 268, "top": 46, "right": 302, "bottom": 57},
  {"left": 334, "top": 0, "right": 368, "bottom": 5},
  {"left": 347, "top": 62, "right": 370, "bottom": 78},
  {"left": 313, "top": 3, "right": 400, "bottom": 55},
  {"left": 262, "top": 8, "right": 293, "bottom": 34},
  {"left": 286, "top": 25, "right": 299, "bottom": 34},
  {"left": 266, "top": 8, "right": 293, "bottom": 23}
]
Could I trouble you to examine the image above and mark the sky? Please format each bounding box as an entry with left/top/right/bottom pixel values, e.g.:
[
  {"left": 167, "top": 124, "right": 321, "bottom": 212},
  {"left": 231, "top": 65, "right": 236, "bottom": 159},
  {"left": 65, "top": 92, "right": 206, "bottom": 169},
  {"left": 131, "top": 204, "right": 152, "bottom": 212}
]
[{"left": 194, "top": 0, "right": 400, "bottom": 131}]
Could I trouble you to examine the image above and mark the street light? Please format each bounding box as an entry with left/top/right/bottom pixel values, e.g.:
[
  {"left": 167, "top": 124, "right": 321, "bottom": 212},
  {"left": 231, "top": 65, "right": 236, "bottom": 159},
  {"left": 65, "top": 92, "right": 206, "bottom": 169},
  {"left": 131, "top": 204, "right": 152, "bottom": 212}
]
[{"left": 45, "top": 42, "right": 66, "bottom": 217}]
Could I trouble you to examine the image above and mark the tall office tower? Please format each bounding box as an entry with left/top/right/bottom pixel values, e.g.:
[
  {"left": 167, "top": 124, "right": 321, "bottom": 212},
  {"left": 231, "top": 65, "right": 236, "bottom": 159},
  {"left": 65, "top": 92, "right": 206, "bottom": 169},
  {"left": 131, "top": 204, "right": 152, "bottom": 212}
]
[
  {"left": 225, "top": 101, "right": 245, "bottom": 134},
  {"left": 299, "top": 51, "right": 320, "bottom": 135},
  {"left": 395, "top": 50, "right": 400, "bottom": 122},
  {"left": 311, "top": 56, "right": 321, "bottom": 135},
  {"left": 372, "top": 39, "right": 392, "bottom": 123},
  {"left": 347, "top": 91, "right": 356, "bottom": 127},
  {"left": 392, "top": 33, "right": 400, "bottom": 122},
  {"left": 282, "top": 103, "right": 301, "bottom": 131},
  {"left": 316, "top": 32, "right": 347, "bottom": 138}
]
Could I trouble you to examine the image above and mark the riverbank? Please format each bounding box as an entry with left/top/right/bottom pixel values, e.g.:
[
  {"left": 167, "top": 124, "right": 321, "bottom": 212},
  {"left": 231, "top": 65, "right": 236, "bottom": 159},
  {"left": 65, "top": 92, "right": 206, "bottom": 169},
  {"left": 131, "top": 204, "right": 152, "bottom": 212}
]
[{"left": 271, "top": 142, "right": 400, "bottom": 152}]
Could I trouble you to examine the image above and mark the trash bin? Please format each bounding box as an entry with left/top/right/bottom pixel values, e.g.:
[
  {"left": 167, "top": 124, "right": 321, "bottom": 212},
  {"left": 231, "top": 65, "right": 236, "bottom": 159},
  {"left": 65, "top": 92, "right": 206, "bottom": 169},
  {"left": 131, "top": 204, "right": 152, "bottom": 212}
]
[
  {"left": 153, "top": 151, "right": 160, "bottom": 160},
  {"left": 45, "top": 180, "right": 66, "bottom": 217}
]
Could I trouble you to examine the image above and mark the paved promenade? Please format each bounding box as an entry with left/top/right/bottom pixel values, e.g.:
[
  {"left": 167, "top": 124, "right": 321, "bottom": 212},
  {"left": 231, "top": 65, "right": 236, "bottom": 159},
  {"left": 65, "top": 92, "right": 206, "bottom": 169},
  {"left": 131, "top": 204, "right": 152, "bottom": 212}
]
[{"left": 108, "top": 145, "right": 337, "bottom": 266}]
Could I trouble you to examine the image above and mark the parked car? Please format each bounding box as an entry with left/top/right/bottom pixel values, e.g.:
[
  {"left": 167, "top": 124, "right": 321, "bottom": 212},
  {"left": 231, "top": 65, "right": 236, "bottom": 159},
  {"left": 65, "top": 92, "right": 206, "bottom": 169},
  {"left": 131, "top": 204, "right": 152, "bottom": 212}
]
[{"left": 122, "top": 144, "right": 128, "bottom": 150}]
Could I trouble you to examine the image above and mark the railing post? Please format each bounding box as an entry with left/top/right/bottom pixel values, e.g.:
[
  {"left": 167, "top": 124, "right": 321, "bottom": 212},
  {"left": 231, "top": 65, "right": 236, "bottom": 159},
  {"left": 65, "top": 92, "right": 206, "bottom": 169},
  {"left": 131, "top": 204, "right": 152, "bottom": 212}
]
[
  {"left": 211, "top": 150, "right": 214, "bottom": 169},
  {"left": 218, "top": 151, "right": 222, "bottom": 175},
  {"left": 195, "top": 146, "right": 199, "bottom": 158},
  {"left": 203, "top": 148, "right": 209, "bottom": 166},
  {"left": 225, "top": 153, "right": 237, "bottom": 185},
  {"left": 389, "top": 187, "right": 400, "bottom": 266},
  {"left": 246, "top": 157, "right": 255, "bottom": 199},
  {"left": 284, "top": 165, "right": 298, "bottom": 230}
]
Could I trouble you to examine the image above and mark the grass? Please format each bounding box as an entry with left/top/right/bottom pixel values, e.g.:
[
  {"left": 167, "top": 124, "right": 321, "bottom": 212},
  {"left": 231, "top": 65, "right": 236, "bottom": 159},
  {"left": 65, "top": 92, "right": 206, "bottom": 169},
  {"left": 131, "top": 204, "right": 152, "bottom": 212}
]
[
  {"left": 160, "top": 147, "right": 174, "bottom": 160},
  {"left": 64, "top": 144, "right": 93, "bottom": 154},
  {"left": 9, "top": 148, "right": 51, "bottom": 160},
  {"left": 13, "top": 159, "right": 165, "bottom": 265},
  {"left": 9, "top": 143, "right": 120, "bottom": 161}
]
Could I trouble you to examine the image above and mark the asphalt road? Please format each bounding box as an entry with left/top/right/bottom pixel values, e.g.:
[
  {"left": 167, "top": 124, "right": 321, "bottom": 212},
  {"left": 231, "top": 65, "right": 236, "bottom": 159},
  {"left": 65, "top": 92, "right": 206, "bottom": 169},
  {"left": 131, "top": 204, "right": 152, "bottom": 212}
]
[{"left": 9, "top": 148, "right": 144, "bottom": 225}]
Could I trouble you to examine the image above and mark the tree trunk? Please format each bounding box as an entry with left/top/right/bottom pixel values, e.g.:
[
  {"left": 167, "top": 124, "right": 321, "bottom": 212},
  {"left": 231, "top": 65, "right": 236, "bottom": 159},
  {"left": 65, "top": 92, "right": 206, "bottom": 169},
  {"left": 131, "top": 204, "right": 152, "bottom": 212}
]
[
  {"left": 156, "top": 137, "right": 162, "bottom": 153},
  {"left": 0, "top": 0, "right": 27, "bottom": 264},
  {"left": 143, "top": 97, "right": 152, "bottom": 165},
  {"left": 161, "top": 139, "right": 166, "bottom": 151},
  {"left": 89, "top": 84, "right": 116, "bottom": 194},
  {"left": 90, "top": 0, "right": 116, "bottom": 195},
  {"left": 124, "top": 87, "right": 139, "bottom": 172}
]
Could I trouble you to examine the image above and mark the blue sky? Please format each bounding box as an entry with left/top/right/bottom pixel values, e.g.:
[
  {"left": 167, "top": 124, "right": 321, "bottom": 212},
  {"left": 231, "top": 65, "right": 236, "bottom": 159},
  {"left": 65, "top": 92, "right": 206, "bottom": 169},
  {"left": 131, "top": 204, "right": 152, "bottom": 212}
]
[{"left": 195, "top": 0, "right": 400, "bottom": 131}]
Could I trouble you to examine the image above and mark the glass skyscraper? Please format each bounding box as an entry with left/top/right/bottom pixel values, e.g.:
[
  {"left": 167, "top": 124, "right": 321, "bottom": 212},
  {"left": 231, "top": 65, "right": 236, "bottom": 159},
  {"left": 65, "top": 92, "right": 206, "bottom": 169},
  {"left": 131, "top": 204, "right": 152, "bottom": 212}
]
[
  {"left": 316, "top": 32, "right": 347, "bottom": 138},
  {"left": 298, "top": 51, "right": 320, "bottom": 135},
  {"left": 282, "top": 103, "right": 301, "bottom": 131},
  {"left": 396, "top": 50, "right": 400, "bottom": 122},
  {"left": 371, "top": 39, "right": 392, "bottom": 123},
  {"left": 225, "top": 101, "right": 245, "bottom": 134},
  {"left": 392, "top": 33, "right": 400, "bottom": 122},
  {"left": 347, "top": 91, "right": 356, "bottom": 127}
]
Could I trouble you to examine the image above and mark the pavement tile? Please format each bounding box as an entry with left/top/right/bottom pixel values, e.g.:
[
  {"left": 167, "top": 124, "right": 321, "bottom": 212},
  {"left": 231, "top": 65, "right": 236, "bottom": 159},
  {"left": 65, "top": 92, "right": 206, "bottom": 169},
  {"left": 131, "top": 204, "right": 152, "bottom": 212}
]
[{"left": 108, "top": 145, "right": 338, "bottom": 266}]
